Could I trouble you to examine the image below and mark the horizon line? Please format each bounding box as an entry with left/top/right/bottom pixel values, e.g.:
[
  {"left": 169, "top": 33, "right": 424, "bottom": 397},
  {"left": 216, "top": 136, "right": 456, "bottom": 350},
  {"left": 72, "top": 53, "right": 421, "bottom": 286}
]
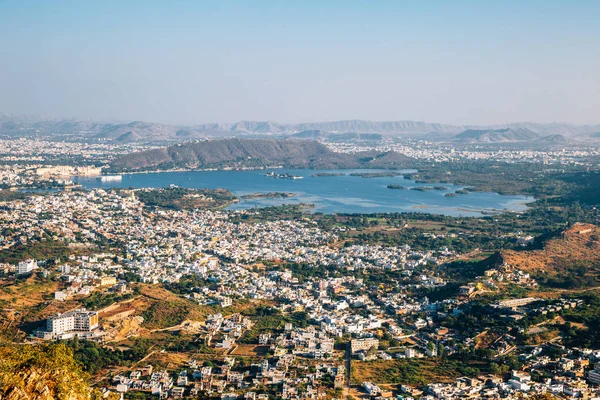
[{"left": 1, "top": 112, "right": 599, "bottom": 128}]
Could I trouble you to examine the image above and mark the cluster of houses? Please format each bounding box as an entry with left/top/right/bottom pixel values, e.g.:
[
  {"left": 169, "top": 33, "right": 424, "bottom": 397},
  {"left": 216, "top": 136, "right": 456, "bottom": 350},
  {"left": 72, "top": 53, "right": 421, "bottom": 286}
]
[
  {"left": 0, "top": 189, "right": 455, "bottom": 286},
  {"left": 110, "top": 356, "right": 345, "bottom": 399},
  {"left": 327, "top": 138, "right": 600, "bottom": 165},
  {"left": 415, "top": 350, "right": 600, "bottom": 399},
  {"left": 1, "top": 189, "right": 600, "bottom": 399}
]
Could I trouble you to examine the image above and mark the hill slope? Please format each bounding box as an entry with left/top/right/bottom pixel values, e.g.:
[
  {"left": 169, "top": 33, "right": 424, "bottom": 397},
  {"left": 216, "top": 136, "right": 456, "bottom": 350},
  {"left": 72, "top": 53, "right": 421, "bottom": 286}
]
[
  {"left": 0, "top": 343, "right": 116, "bottom": 400},
  {"left": 454, "top": 128, "right": 540, "bottom": 143},
  {"left": 535, "top": 133, "right": 570, "bottom": 144},
  {"left": 110, "top": 138, "right": 413, "bottom": 171},
  {"left": 501, "top": 223, "right": 600, "bottom": 289}
]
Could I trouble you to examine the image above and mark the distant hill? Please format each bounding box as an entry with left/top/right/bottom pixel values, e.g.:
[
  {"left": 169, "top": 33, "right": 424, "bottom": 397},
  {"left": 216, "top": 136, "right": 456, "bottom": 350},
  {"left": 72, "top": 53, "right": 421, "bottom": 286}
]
[
  {"left": 454, "top": 128, "right": 540, "bottom": 143},
  {"left": 356, "top": 150, "right": 415, "bottom": 168},
  {"left": 188, "top": 120, "right": 600, "bottom": 140},
  {"left": 328, "top": 133, "right": 383, "bottom": 142},
  {"left": 291, "top": 130, "right": 323, "bottom": 139},
  {"left": 115, "top": 131, "right": 141, "bottom": 142},
  {"left": 291, "top": 130, "right": 383, "bottom": 141},
  {"left": 93, "top": 121, "right": 180, "bottom": 141},
  {"left": 1, "top": 113, "right": 600, "bottom": 143},
  {"left": 110, "top": 138, "right": 413, "bottom": 171},
  {"left": 535, "top": 133, "right": 570, "bottom": 144}
]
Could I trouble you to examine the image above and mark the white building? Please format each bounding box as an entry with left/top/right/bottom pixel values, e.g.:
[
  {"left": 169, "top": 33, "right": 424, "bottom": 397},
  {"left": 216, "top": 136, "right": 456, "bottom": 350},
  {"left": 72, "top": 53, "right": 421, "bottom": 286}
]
[
  {"left": 588, "top": 368, "right": 600, "bottom": 385},
  {"left": 362, "top": 382, "right": 381, "bottom": 396},
  {"left": 351, "top": 337, "right": 379, "bottom": 354},
  {"left": 17, "top": 259, "right": 37, "bottom": 275},
  {"left": 43, "top": 308, "right": 99, "bottom": 339},
  {"left": 47, "top": 313, "right": 75, "bottom": 335},
  {"left": 54, "top": 291, "right": 69, "bottom": 301},
  {"left": 509, "top": 379, "right": 530, "bottom": 392},
  {"left": 220, "top": 297, "right": 232, "bottom": 307}
]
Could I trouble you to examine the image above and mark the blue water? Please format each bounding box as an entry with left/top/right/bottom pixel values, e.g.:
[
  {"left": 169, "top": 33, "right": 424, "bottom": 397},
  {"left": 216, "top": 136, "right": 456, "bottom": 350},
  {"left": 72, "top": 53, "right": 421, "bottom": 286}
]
[{"left": 75, "top": 169, "right": 533, "bottom": 216}]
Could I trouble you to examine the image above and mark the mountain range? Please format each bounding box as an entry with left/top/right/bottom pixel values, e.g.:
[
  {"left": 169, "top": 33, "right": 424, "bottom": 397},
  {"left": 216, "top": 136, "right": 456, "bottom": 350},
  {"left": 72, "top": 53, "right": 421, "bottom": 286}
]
[{"left": 1, "top": 113, "right": 599, "bottom": 143}]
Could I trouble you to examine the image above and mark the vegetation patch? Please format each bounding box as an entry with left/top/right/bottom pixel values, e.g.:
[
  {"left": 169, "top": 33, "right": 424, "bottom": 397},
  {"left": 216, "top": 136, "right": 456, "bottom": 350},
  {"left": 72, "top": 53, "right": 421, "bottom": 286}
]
[
  {"left": 351, "top": 358, "right": 482, "bottom": 386},
  {"left": 136, "top": 187, "right": 236, "bottom": 210},
  {"left": 0, "top": 239, "right": 72, "bottom": 264}
]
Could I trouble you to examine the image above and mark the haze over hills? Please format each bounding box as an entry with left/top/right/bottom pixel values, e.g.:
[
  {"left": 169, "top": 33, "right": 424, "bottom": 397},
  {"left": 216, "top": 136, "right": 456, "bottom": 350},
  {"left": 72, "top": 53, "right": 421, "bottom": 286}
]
[
  {"left": 453, "top": 128, "right": 541, "bottom": 143},
  {"left": 109, "top": 138, "right": 414, "bottom": 171},
  {"left": 1, "top": 113, "right": 600, "bottom": 143},
  {"left": 291, "top": 130, "right": 384, "bottom": 142},
  {"left": 535, "top": 133, "right": 571, "bottom": 144}
]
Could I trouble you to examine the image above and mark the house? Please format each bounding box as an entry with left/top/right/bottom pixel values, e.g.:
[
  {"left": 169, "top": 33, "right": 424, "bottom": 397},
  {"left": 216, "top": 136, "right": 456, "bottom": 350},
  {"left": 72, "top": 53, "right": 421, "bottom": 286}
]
[{"left": 351, "top": 338, "right": 379, "bottom": 354}]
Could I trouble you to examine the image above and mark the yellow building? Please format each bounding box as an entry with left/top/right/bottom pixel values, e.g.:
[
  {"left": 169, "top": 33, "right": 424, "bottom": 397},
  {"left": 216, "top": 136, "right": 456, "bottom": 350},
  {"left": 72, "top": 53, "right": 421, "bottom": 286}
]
[{"left": 97, "top": 276, "right": 117, "bottom": 287}]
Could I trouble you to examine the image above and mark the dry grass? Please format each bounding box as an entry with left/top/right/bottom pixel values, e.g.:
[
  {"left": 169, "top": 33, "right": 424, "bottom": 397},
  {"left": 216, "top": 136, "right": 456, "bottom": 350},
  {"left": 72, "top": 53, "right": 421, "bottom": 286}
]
[
  {"left": 351, "top": 358, "right": 463, "bottom": 387},
  {"left": 134, "top": 284, "right": 216, "bottom": 330},
  {"left": 0, "top": 275, "right": 58, "bottom": 308},
  {"left": 230, "top": 344, "right": 269, "bottom": 357},
  {"left": 502, "top": 223, "right": 600, "bottom": 283},
  {"left": 143, "top": 350, "right": 190, "bottom": 367}
]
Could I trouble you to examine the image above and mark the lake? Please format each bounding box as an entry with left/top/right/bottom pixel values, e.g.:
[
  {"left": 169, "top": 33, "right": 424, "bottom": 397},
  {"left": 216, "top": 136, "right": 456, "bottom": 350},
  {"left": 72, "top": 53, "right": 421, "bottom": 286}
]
[{"left": 75, "top": 169, "right": 533, "bottom": 216}]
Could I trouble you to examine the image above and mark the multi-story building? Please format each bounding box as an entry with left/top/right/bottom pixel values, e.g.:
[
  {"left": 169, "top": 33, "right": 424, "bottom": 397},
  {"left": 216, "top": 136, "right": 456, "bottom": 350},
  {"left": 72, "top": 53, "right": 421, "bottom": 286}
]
[
  {"left": 96, "top": 276, "right": 117, "bottom": 287},
  {"left": 351, "top": 338, "right": 379, "bottom": 354},
  {"left": 47, "top": 313, "right": 75, "bottom": 335},
  {"left": 73, "top": 309, "right": 99, "bottom": 331},
  {"left": 497, "top": 297, "right": 538, "bottom": 309},
  {"left": 17, "top": 259, "right": 37, "bottom": 275},
  {"left": 42, "top": 308, "right": 99, "bottom": 340},
  {"left": 588, "top": 368, "right": 600, "bottom": 385},
  {"left": 405, "top": 348, "right": 417, "bottom": 358}
]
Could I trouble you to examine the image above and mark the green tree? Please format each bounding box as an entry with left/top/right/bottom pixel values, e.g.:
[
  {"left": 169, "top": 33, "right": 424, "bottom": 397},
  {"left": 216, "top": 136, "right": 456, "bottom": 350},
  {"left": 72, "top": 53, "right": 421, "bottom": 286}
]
[{"left": 437, "top": 343, "right": 445, "bottom": 359}]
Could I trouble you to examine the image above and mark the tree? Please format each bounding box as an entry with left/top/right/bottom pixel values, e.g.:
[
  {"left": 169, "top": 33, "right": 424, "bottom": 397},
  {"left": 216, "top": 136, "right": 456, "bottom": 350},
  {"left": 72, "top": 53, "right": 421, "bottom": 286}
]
[
  {"left": 427, "top": 341, "right": 435, "bottom": 353},
  {"left": 367, "top": 346, "right": 378, "bottom": 357},
  {"left": 437, "top": 343, "right": 445, "bottom": 359},
  {"left": 489, "top": 363, "right": 502, "bottom": 375}
]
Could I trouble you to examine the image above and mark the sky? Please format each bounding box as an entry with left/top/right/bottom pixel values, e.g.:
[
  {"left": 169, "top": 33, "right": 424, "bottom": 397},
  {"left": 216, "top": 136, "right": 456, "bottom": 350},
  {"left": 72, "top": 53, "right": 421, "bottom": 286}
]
[{"left": 0, "top": 0, "right": 599, "bottom": 126}]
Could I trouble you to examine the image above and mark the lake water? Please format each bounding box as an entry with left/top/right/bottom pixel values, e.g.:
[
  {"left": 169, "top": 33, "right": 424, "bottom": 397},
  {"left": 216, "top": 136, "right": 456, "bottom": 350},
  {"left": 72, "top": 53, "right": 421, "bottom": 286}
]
[{"left": 75, "top": 169, "right": 534, "bottom": 216}]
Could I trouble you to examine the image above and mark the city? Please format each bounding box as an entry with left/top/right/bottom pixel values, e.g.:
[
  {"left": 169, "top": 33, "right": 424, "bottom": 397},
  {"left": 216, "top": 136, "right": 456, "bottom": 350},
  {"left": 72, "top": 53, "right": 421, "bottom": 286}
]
[{"left": 1, "top": 1, "right": 600, "bottom": 399}]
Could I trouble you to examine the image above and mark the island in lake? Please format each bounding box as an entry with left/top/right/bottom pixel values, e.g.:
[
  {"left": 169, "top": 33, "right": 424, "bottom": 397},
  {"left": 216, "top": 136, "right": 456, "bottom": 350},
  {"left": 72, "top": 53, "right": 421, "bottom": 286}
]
[
  {"left": 240, "top": 192, "right": 296, "bottom": 200},
  {"left": 433, "top": 186, "right": 448, "bottom": 191},
  {"left": 312, "top": 172, "right": 346, "bottom": 177},
  {"left": 387, "top": 184, "right": 406, "bottom": 190},
  {"left": 410, "top": 186, "right": 434, "bottom": 192},
  {"left": 264, "top": 172, "right": 304, "bottom": 180},
  {"left": 349, "top": 172, "right": 403, "bottom": 178}
]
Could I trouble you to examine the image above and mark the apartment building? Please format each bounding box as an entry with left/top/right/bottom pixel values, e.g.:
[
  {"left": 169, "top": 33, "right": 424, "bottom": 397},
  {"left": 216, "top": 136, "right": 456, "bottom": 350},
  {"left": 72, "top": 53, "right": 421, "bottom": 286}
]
[
  {"left": 42, "top": 308, "right": 99, "bottom": 340},
  {"left": 350, "top": 337, "right": 379, "bottom": 354},
  {"left": 17, "top": 259, "right": 37, "bottom": 275}
]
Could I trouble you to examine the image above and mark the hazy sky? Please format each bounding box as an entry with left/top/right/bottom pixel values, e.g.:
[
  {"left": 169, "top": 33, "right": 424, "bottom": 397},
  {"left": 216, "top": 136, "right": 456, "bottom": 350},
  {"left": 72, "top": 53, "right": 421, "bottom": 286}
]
[{"left": 0, "top": 0, "right": 599, "bottom": 125}]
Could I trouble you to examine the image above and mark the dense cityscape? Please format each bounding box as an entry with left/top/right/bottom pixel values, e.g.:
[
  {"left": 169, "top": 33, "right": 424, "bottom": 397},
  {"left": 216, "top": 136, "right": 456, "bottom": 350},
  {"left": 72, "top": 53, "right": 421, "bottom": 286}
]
[
  {"left": 1, "top": 130, "right": 600, "bottom": 399},
  {"left": 2, "top": 1, "right": 600, "bottom": 399}
]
